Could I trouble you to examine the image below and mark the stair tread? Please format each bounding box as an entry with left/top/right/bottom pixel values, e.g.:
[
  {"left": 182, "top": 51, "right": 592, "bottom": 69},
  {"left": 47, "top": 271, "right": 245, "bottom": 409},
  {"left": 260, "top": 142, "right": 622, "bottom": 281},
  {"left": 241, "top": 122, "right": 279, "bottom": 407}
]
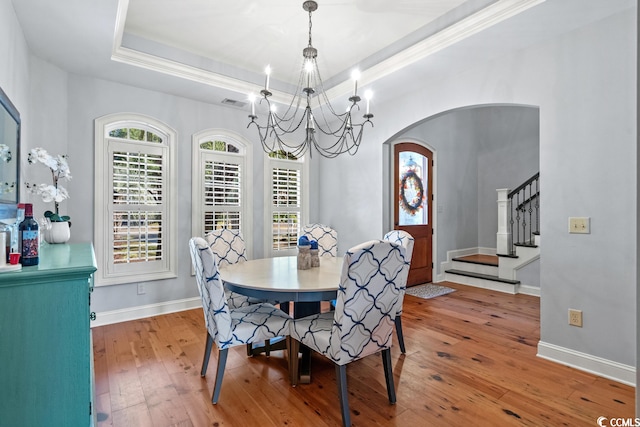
[
  {"left": 497, "top": 253, "right": 518, "bottom": 258},
  {"left": 452, "top": 254, "right": 498, "bottom": 267},
  {"left": 445, "top": 269, "right": 520, "bottom": 285}
]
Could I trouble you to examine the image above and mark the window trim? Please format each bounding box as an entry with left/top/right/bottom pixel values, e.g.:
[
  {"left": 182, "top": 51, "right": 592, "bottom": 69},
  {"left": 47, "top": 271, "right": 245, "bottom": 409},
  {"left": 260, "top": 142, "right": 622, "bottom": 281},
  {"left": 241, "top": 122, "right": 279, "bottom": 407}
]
[
  {"left": 94, "top": 113, "right": 178, "bottom": 286},
  {"left": 263, "top": 153, "right": 309, "bottom": 257},
  {"left": 191, "top": 129, "right": 253, "bottom": 258}
]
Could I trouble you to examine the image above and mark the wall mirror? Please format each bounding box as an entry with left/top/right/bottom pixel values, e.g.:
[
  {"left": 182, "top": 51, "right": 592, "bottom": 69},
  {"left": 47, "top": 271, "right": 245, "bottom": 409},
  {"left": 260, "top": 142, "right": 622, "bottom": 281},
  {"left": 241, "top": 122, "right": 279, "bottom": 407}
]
[{"left": 0, "top": 86, "right": 19, "bottom": 206}]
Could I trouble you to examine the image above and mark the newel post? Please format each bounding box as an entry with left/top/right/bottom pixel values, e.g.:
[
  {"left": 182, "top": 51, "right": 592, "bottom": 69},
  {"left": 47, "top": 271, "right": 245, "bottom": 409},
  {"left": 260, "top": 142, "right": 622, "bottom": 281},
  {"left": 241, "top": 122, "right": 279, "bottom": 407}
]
[{"left": 496, "top": 189, "right": 512, "bottom": 255}]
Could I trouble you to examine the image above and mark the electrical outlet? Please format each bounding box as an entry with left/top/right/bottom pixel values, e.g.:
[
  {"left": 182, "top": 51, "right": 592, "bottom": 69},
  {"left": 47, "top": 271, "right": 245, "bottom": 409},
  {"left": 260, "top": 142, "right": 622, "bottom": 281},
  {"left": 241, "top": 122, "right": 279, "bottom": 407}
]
[
  {"left": 568, "top": 309, "right": 582, "bottom": 327},
  {"left": 137, "top": 283, "right": 146, "bottom": 295}
]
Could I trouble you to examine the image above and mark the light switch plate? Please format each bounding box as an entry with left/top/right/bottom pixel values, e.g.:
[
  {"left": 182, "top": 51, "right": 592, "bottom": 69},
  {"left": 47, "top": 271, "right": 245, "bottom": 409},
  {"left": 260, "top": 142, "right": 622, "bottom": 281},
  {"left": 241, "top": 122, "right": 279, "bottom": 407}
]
[{"left": 569, "top": 217, "right": 590, "bottom": 234}]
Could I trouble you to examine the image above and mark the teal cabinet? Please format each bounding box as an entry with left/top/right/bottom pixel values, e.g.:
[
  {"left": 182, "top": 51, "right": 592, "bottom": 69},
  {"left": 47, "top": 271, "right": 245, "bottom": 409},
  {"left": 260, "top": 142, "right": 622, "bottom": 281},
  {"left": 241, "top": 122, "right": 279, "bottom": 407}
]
[{"left": 0, "top": 243, "right": 97, "bottom": 427}]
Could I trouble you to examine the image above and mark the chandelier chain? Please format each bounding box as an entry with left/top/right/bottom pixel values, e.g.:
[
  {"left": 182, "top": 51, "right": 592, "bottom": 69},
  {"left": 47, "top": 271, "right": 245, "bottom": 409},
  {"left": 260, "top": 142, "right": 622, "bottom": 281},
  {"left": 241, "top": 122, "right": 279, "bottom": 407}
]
[{"left": 308, "top": 7, "right": 313, "bottom": 48}]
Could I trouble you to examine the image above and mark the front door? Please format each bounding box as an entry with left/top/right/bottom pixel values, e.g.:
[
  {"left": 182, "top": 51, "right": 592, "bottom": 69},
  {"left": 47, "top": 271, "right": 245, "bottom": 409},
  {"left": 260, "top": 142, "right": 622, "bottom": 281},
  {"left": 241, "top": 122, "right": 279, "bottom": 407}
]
[{"left": 394, "top": 143, "right": 433, "bottom": 286}]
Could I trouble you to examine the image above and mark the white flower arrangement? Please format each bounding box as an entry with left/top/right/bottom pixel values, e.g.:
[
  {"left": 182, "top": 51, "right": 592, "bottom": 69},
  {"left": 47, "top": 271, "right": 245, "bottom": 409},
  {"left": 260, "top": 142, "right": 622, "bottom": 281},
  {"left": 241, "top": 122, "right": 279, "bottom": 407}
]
[
  {"left": 0, "top": 144, "right": 11, "bottom": 162},
  {"left": 26, "top": 147, "right": 72, "bottom": 222}
]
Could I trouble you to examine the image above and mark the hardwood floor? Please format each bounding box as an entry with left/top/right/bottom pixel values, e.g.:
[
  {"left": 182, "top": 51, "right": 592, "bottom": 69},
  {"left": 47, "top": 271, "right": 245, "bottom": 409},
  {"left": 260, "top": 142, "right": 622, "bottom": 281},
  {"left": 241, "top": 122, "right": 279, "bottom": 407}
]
[{"left": 92, "top": 282, "right": 635, "bottom": 426}]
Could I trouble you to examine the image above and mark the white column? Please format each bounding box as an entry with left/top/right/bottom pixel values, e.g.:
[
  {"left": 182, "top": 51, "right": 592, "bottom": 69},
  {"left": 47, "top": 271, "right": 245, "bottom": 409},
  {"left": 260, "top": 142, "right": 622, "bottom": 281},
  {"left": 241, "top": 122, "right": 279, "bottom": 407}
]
[{"left": 496, "top": 188, "right": 512, "bottom": 255}]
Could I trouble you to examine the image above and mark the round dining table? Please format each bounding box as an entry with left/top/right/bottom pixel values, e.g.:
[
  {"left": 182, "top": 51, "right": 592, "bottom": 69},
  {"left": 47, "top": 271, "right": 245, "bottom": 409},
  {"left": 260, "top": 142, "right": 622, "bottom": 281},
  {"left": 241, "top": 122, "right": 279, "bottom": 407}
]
[
  {"left": 220, "top": 255, "right": 343, "bottom": 383},
  {"left": 220, "top": 255, "right": 342, "bottom": 307}
]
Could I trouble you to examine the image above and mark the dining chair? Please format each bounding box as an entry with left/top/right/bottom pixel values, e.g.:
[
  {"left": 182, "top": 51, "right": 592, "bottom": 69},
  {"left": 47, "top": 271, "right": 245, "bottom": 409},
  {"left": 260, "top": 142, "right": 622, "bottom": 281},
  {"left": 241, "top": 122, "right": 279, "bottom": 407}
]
[
  {"left": 302, "top": 223, "right": 340, "bottom": 310},
  {"left": 205, "top": 228, "right": 276, "bottom": 355},
  {"left": 188, "top": 237, "right": 292, "bottom": 404},
  {"left": 301, "top": 223, "right": 338, "bottom": 258},
  {"left": 383, "top": 230, "right": 415, "bottom": 354},
  {"left": 205, "top": 229, "right": 259, "bottom": 309},
  {"left": 289, "top": 239, "right": 409, "bottom": 427}
]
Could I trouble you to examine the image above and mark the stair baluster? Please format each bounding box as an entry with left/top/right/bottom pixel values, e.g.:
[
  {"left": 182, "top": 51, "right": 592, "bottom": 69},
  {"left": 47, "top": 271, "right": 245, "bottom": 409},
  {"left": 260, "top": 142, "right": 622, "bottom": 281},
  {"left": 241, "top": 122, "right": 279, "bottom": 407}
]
[{"left": 506, "top": 173, "right": 540, "bottom": 256}]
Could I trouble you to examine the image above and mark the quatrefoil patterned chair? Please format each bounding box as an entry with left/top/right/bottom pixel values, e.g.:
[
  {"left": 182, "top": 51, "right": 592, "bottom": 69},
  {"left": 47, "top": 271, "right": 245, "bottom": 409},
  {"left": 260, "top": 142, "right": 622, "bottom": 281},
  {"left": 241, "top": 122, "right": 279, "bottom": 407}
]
[
  {"left": 301, "top": 223, "right": 338, "bottom": 258},
  {"left": 383, "top": 230, "right": 415, "bottom": 354},
  {"left": 189, "top": 237, "right": 292, "bottom": 404},
  {"left": 205, "top": 229, "right": 257, "bottom": 309},
  {"left": 289, "top": 240, "right": 409, "bottom": 427},
  {"left": 205, "top": 228, "right": 275, "bottom": 355}
]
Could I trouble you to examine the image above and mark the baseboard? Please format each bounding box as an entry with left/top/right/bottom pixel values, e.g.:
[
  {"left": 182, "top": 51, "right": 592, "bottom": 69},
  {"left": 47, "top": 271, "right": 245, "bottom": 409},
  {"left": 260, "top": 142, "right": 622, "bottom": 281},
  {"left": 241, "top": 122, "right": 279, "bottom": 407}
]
[
  {"left": 90, "top": 297, "right": 202, "bottom": 327},
  {"left": 518, "top": 284, "right": 540, "bottom": 297},
  {"left": 537, "top": 341, "right": 635, "bottom": 386},
  {"left": 442, "top": 247, "right": 497, "bottom": 263},
  {"left": 478, "top": 246, "right": 497, "bottom": 256}
]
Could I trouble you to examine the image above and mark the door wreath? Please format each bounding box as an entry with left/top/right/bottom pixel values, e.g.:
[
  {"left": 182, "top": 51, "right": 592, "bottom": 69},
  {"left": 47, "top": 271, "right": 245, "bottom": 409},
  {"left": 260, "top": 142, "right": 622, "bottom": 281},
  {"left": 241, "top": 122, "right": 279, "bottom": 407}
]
[{"left": 399, "top": 170, "right": 425, "bottom": 215}]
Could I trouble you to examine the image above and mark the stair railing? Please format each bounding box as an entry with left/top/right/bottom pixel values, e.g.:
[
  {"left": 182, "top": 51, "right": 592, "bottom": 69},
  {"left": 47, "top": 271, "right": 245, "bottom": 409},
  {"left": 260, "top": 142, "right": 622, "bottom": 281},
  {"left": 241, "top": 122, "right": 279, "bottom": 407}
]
[{"left": 496, "top": 173, "right": 540, "bottom": 256}]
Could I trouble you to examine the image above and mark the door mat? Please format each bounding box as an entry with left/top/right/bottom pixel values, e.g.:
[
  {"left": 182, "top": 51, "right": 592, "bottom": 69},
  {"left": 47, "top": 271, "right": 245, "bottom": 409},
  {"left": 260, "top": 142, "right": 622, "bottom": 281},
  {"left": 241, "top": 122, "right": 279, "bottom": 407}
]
[{"left": 405, "top": 283, "right": 455, "bottom": 299}]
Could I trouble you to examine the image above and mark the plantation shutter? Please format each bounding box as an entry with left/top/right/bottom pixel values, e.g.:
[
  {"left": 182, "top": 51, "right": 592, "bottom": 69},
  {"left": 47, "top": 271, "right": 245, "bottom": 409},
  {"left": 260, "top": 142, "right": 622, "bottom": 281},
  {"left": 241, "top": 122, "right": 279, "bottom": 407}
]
[
  {"left": 271, "top": 165, "right": 301, "bottom": 252},
  {"left": 202, "top": 154, "right": 242, "bottom": 233},
  {"left": 108, "top": 140, "right": 169, "bottom": 275}
]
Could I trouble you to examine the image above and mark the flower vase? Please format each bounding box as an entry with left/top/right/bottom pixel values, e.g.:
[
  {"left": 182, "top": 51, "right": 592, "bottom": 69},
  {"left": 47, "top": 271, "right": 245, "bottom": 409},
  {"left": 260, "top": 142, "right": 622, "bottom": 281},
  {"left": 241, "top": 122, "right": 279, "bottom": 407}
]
[{"left": 44, "top": 221, "right": 70, "bottom": 244}]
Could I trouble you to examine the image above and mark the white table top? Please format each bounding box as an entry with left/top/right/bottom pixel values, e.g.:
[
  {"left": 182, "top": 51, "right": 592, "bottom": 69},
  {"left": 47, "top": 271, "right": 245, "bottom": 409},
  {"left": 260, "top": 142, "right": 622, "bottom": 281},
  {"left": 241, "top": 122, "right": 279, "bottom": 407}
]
[{"left": 220, "top": 256, "right": 343, "bottom": 302}]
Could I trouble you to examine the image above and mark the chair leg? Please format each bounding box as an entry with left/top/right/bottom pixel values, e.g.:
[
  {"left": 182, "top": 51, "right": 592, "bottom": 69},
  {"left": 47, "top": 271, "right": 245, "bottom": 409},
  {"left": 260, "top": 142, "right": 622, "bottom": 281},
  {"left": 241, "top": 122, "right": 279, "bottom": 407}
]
[
  {"left": 381, "top": 348, "right": 396, "bottom": 404},
  {"left": 335, "top": 364, "right": 351, "bottom": 427},
  {"left": 201, "top": 332, "right": 214, "bottom": 377},
  {"left": 211, "top": 348, "right": 229, "bottom": 404},
  {"left": 289, "top": 338, "right": 300, "bottom": 386},
  {"left": 395, "top": 315, "right": 406, "bottom": 354}
]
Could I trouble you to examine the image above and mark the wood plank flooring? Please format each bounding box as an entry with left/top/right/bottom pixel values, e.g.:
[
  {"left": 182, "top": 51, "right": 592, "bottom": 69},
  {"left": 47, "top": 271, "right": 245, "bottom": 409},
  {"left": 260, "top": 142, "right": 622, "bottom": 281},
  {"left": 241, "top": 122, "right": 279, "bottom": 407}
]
[{"left": 92, "top": 282, "right": 635, "bottom": 426}]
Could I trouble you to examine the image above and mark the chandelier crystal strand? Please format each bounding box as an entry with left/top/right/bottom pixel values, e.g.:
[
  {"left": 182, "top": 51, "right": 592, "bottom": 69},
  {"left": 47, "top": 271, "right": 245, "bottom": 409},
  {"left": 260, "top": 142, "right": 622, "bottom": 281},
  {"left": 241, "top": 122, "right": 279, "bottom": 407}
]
[{"left": 247, "top": 0, "right": 373, "bottom": 158}]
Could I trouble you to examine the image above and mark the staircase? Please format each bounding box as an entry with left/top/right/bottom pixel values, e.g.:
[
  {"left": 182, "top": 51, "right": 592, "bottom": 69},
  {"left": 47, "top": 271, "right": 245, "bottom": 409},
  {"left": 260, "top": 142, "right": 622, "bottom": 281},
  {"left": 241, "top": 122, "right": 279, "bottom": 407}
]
[
  {"left": 443, "top": 238, "right": 539, "bottom": 295},
  {"left": 445, "top": 254, "right": 518, "bottom": 293},
  {"left": 442, "top": 174, "right": 541, "bottom": 296}
]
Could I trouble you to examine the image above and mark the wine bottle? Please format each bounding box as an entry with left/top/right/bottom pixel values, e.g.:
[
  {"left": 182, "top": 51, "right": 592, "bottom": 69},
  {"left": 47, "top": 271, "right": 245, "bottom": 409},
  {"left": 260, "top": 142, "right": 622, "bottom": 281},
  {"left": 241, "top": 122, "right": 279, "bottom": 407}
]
[{"left": 19, "top": 203, "right": 39, "bottom": 266}]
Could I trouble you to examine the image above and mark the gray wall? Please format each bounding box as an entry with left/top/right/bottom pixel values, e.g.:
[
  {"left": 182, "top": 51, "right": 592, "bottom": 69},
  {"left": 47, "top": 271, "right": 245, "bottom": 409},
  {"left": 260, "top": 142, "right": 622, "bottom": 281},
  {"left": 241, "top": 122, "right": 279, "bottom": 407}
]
[
  {"left": 65, "top": 75, "right": 276, "bottom": 312},
  {"left": 637, "top": 2, "right": 639, "bottom": 410},
  {"left": 0, "top": 0, "right": 30, "bottom": 191},
  {"left": 475, "top": 106, "right": 539, "bottom": 248},
  {"left": 0, "top": 0, "right": 636, "bottom": 387},
  {"left": 317, "top": 7, "right": 636, "bottom": 369},
  {"left": 386, "top": 105, "right": 539, "bottom": 271},
  {"left": 388, "top": 108, "right": 481, "bottom": 269},
  {"left": 60, "top": 75, "right": 316, "bottom": 312},
  {"left": 537, "top": 10, "right": 635, "bottom": 365}
]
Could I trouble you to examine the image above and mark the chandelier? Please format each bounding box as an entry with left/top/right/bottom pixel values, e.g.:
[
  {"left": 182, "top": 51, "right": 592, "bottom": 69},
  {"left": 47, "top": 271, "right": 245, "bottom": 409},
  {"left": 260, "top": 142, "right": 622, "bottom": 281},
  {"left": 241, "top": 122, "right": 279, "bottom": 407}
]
[{"left": 247, "top": 0, "right": 374, "bottom": 159}]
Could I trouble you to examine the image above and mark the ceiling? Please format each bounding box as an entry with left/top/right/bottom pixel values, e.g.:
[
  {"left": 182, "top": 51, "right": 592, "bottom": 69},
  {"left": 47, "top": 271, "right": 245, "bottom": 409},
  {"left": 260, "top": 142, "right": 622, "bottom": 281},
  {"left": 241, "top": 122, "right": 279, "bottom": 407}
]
[
  {"left": 122, "top": 0, "right": 471, "bottom": 85},
  {"left": 10, "top": 0, "right": 635, "bottom": 111}
]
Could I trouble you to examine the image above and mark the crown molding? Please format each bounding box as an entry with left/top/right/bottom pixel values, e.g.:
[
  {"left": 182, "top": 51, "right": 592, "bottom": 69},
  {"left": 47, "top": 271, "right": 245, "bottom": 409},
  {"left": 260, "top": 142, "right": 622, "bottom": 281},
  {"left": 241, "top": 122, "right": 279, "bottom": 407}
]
[
  {"left": 111, "top": 0, "right": 292, "bottom": 104},
  {"left": 112, "top": 0, "right": 545, "bottom": 104},
  {"left": 325, "top": 0, "right": 545, "bottom": 101}
]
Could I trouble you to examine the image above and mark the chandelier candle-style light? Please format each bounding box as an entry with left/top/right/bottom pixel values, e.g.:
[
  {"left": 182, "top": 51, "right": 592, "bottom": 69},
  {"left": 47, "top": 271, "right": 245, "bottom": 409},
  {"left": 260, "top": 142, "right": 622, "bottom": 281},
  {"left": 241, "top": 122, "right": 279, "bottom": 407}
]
[{"left": 247, "top": 0, "right": 374, "bottom": 158}]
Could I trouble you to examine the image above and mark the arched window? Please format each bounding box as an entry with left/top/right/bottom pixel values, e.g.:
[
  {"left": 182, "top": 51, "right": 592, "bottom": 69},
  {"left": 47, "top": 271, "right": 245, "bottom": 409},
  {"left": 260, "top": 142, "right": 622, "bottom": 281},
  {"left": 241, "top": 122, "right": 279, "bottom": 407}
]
[
  {"left": 94, "top": 113, "right": 177, "bottom": 286},
  {"left": 191, "top": 130, "right": 253, "bottom": 256}
]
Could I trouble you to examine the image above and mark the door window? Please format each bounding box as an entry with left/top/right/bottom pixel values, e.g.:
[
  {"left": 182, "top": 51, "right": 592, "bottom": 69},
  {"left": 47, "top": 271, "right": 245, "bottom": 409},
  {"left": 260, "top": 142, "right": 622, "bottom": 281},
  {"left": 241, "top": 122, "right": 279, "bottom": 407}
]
[{"left": 398, "top": 151, "right": 428, "bottom": 226}]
